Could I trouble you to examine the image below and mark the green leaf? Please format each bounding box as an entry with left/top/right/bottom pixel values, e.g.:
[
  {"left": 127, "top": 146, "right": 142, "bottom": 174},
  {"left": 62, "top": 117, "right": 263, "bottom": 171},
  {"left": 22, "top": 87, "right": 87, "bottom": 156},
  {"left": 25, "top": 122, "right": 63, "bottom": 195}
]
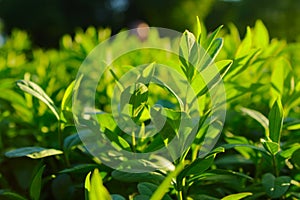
[
  {"left": 5, "top": 147, "right": 63, "bottom": 159},
  {"left": 96, "top": 112, "right": 117, "bottom": 132},
  {"left": 30, "top": 165, "right": 45, "bottom": 200},
  {"left": 261, "top": 139, "right": 280, "bottom": 155},
  {"left": 225, "top": 134, "right": 254, "bottom": 159},
  {"left": 291, "top": 148, "right": 300, "bottom": 168},
  {"left": 221, "top": 192, "right": 252, "bottom": 200},
  {"left": 61, "top": 81, "right": 74, "bottom": 112},
  {"left": 202, "top": 25, "right": 223, "bottom": 50},
  {"left": 59, "top": 164, "right": 101, "bottom": 174},
  {"left": 284, "top": 120, "right": 300, "bottom": 130},
  {"left": 16, "top": 80, "right": 60, "bottom": 120},
  {"left": 253, "top": 19, "right": 269, "bottom": 48},
  {"left": 240, "top": 107, "right": 269, "bottom": 136},
  {"left": 179, "top": 30, "right": 198, "bottom": 81},
  {"left": 111, "top": 194, "right": 126, "bottom": 200},
  {"left": 271, "top": 57, "right": 290, "bottom": 99},
  {"left": 85, "top": 169, "right": 111, "bottom": 200},
  {"left": 85, "top": 171, "right": 91, "bottom": 200},
  {"left": 262, "top": 173, "right": 291, "bottom": 198},
  {"left": 190, "top": 194, "right": 219, "bottom": 200},
  {"left": 150, "top": 163, "right": 184, "bottom": 200},
  {"left": 189, "top": 169, "right": 253, "bottom": 183},
  {"left": 134, "top": 195, "right": 151, "bottom": 200},
  {"left": 268, "top": 98, "right": 283, "bottom": 143},
  {"left": 63, "top": 133, "right": 82, "bottom": 151},
  {"left": 196, "top": 16, "right": 201, "bottom": 43},
  {"left": 235, "top": 26, "right": 252, "bottom": 58},
  {"left": 111, "top": 170, "right": 165, "bottom": 185},
  {"left": 120, "top": 83, "right": 149, "bottom": 121},
  {"left": 137, "top": 182, "right": 172, "bottom": 200},
  {"left": 222, "top": 143, "right": 268, "bottom": 155},
  {"left": 0, "top": 89, "right": 33, "bottom": 122},
  {"left": 0, "top": 190, "right": 27, "bottom": 200},
  {"left": 138, "top": 182, "right": 157, "bottom": 196},
  {"left": 225, "top": 49, "right": 261, "bottom": 81},
  {"left": 215, "top": 59, "right": 233, "bottom": 79},
  {"left": 178, "top": 154, "right": 215, "bottom": 180},
  {"left": 192, "top": 59, "right": 232, "bottom": 98},
  {"left": 279, "top": 143, "right": 300, "bottom": 158},
  {"left": 61, "top": 81, "right": 75, "bottom": 123},
  {"left": 200, "top": 38, "right": 223, "bottom": 71}
]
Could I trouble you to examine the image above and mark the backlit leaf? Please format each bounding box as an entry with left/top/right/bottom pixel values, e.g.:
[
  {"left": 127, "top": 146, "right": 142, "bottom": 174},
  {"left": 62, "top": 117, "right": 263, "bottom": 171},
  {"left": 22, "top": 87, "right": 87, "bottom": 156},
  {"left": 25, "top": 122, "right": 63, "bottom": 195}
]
[
  {"left": 221, "top": 192, "right": 252, "bottom": 200},
  {"left": 269, "top": 98, "right": 283, "bottom": 143},
  {"left": 16, "top": 80, "right": 60, "bottom": 120}
]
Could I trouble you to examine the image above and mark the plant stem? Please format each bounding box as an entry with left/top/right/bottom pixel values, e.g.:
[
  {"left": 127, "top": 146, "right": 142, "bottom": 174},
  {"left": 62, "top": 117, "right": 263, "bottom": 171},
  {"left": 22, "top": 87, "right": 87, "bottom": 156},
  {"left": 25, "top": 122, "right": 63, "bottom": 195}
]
[
  {"left": 131, "top": 131, "right": 136, "bottom": 152},
  {"left": 58, "top": 121, "right": 70, "bottom": 167},
  {"left": 178, "top": 190, "right": 184, "bottom": 200},
  {"left": 272, "top": 154, "right": 279, "bottom": 177},
  {"left": 58, "top": 121, "right": 63, "bottom": 149}
]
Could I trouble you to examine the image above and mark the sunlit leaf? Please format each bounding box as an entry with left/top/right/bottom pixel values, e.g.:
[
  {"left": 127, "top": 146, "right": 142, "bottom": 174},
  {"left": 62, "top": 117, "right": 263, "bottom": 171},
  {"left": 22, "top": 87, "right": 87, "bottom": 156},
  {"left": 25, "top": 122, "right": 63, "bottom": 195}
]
[
  {"left": 269, "top": 98, "right": 283, "bottom": 143},
  {"left": 253, "top": 19, "right": 269, "bottom": 48},
  {"left": 221, "top": 192, "right": 252, "bottom": 200},
  {"left": 85, "top": 169, "right": 111, "bottom": 200},
  {"left": 5, "top": 147, "right": 63, "bottom": 159},
  {"left": 240, "top": 107, "right": 269, "bottom": 136},
  {"left": 16, "top": 80, "right": 60, "bottom": 120},
  {"left": 235, "top": 26, "right": 252, "bottom": 58},
  {"left": 61, "top": 81, "right": 75, "bottom": 124}
]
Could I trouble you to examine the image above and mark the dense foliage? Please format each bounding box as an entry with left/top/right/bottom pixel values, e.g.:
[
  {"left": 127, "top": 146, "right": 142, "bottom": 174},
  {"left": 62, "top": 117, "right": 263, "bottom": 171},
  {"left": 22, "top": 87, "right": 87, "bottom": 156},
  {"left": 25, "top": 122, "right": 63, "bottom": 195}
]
[{"left": 0, "top": 19, "right": 300, "bottom": 199}]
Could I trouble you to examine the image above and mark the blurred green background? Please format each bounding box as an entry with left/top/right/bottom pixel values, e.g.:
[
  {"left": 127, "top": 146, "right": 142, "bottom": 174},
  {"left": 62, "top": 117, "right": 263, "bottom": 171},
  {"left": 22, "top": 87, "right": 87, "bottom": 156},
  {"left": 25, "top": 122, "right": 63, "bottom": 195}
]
[{"left": 0, "top": 0, "right": 299, "bottom": 47}]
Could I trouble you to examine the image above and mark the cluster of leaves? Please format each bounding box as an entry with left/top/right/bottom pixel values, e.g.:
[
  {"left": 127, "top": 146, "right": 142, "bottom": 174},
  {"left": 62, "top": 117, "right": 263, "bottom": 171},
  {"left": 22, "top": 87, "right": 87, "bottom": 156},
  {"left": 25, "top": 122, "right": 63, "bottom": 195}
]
[{"left": 0, "top": 18, "right": 300, "bottom": 200}]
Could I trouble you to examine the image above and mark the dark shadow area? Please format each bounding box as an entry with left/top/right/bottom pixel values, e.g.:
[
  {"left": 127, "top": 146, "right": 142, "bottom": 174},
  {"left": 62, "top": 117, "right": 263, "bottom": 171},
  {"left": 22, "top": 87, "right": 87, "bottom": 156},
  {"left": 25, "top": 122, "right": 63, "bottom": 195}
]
[{"left": 0, "top": 0, "right": 299, "bottom": 47}]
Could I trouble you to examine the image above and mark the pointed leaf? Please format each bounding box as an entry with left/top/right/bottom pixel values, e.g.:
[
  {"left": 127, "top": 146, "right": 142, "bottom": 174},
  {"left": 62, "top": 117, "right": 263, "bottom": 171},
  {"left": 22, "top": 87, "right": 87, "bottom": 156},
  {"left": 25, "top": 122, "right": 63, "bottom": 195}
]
[
  {"left": 240, "top": 107, "right": 269, "bottom": 136},
  {"left": 221, "top": 192, "right": 252, "bottom": 200},
  {"left": 0, "top": 190, "right": 27, "bottom": 200},
  {"left": 16, "top": 80, "right": 60, "bottom": 120},
  {"left": 86, "top": 169, "right": 111, "bottom": 200},
  {"left": 261, "top": 139, "right": 280, "bottom": 155},
  {"left": 253, "top": 19, "right": 269, "bottom": 47},
  {"left": 150, "top": 163, "right": 184, "bottom": 200},
  {"left": 269, "top": 99, "right": 283, "bottom": 143},
  {"left": 29, "top": 165, "right": 45, "bottom": 200},
  {"left": 5, "top": 147, "right": 63, "bottom": 159},
  {"left": 235, "top": 26, "right": 252, "bottom": 58},
  {"left": 61, "top": 81, "right": 75, "bottom": 123}
]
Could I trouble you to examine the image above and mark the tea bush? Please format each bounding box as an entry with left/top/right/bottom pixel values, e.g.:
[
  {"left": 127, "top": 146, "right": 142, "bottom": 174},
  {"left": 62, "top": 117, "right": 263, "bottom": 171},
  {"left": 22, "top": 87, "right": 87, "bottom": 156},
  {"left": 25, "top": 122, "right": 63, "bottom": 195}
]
[{"left": 0, "top": 19, "right": 300, "bottom": 200}]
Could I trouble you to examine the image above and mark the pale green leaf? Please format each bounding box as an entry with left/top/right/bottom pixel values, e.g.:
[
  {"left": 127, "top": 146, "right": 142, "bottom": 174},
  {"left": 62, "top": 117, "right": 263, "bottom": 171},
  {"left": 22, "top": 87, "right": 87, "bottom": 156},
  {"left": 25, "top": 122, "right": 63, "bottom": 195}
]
[
  {"left": 253, "top": 19, "right": 269, "bottom": 47},
  {"left": 16, "top": 80, "right": 60, "bottom": 120},
  {"left": 221, "top": 192, "right": 252, "bottom": 200},
  {"left": 85, "top": 169, "right": 111, "bottom": 200},
  {"left": 235, "top": 26, "right": 252, "bottom": 58},
  {"left": 240, "top": 107, "right": 269, "bottom": 136}
]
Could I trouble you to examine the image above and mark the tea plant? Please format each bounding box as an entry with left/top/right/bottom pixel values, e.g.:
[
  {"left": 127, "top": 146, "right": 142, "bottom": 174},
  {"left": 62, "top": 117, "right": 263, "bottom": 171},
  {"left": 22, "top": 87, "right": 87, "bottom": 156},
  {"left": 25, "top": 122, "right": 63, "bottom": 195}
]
[{"left": 0, "top": 18, "right": 299, "bottom": 200}]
